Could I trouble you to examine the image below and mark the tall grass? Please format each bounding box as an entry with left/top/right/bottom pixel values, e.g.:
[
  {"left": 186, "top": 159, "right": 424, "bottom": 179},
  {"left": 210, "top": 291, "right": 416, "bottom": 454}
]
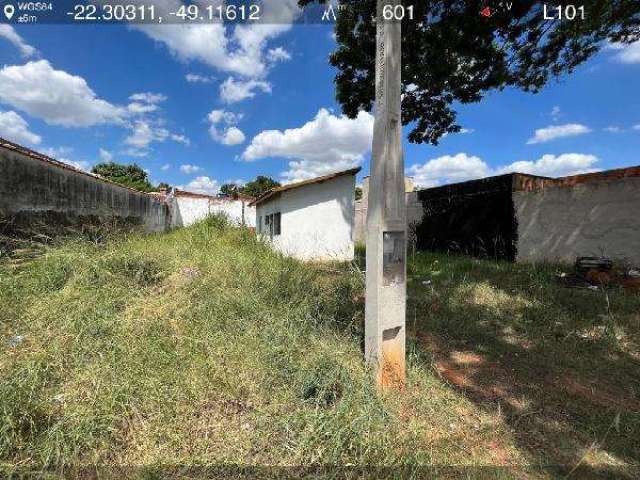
[
  {"left": 0, "top": 216, "right": 441, "bottom": 471},
  {"left": 7, "top": 217, "right": 628, "bottom": 477}
]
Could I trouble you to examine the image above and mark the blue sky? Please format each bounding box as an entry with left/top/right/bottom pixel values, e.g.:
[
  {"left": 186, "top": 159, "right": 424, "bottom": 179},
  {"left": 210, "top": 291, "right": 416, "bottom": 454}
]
[{"left": 1, "top": 7, "right": 639, "bottom": 194}]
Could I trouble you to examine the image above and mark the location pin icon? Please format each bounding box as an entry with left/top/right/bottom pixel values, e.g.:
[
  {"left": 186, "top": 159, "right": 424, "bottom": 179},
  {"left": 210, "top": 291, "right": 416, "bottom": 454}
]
[{"left": 4, "top": 4, "right": 15, "bottom": 20}]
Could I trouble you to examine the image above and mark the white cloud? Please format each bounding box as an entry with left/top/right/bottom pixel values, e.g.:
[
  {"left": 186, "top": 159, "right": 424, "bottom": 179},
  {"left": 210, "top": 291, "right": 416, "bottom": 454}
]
[
  {"left": 242, "top": 108, "right": 375, "bottom": 182},
  {"left": 99, "top": 148, "right": 113, "bottom": 162},
  {"left": 498, "top": 153, "right": 599, "bottom": 177},
  {"left": 42, "top": 146, "right": 90, "bottom": 172},
  {"left": 124, "top": 121, "right": 168, "bottom": 149},
  {"left": 527, "top": 123, "right": 591, "bottom": 144},
  {"left": 63, "top": 159, "right": 91, "bottom": 171},
  {"left": 604, "top": 126, "right": 623, "bottom": 133},
  {"left": 123, "top": 119, "right": 187, "bottom": 153},
  {"left": 180, "top": 164, "right": 201, "bottom": 174},
  {"left": 633, "top": 124, "right": 640, "bottom": 131},
  {"left": 266, "top": 47, "right": 291, "bottom": 62},
  {"left": 219, "top": 77, "right": 272, "bottom": 104},
  {"left": 217, "top": 127, "right": 246, "bottom": 145},
  {"left": 129, "top": 92, "right": 167, "bottom": 104},
  {"left": 127, "top": 92, "right": 167, "bottom": 114},
  {"left": 0, "top": 25, "right": 37, "bottom": 58},
  {"left": 0, "top": 61, "right": 184, "bottom": 155},
  {"left": 0, "top": 110, "right": 41, "bottom": 145},
  {"left": 224, "top": 178, "right": 246, "bottom": 186},
  {"left": 122, "top": 148, "right": 149, "bottom": 158},
  {"left": 609, "top": 41, "right": 640, "bottom": 64},
  {"left": 185, "top": 73, "right": 215, "bottom": 83},
  {"left": 208, "top": 109, "right": 243, "bottom": 125},
  {"left": 170, "top": 133, "right": 190, "bottom": 145},
  {"left": 0, "top": 60, "right": 125, "bottom": 127},
  {"left": 208, "top": 109, "right": 246, "bottom": 145},
  {"left": 127, "top": 102, "right": 160, "bottom": 114},
  {"left": 181, "top": 176, "right": 219, "bottom": 195},
  {"left": 161, "top": 163, "right": 171, "bottom": 171},
  {"left": 408, "top": 153, "right": 491, "bottom": 188},
  {"left": 440, "top": 126, "right": 474, "bottom": 138},
  {"left": 409, "top": 152, "right": 600, "bottom": 188},
  {"left": 551, "top": 106, "right": 561, "bottom": 121},
  {"left": 134, "top": 0, "right": 299, "bottom": 79}
]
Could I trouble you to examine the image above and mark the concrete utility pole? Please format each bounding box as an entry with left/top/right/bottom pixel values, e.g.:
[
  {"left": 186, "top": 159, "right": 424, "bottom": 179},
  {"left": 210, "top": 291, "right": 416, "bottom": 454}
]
[{"left": 365, "top": 0, "right": 406, "bottom": 389}]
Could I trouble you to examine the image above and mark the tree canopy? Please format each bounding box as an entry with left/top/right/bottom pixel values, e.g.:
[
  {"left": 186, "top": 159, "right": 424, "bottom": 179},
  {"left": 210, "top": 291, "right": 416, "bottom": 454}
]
[
  {"left": 219, "top": 177, "right": 281, "bottom": 198},
  {"left": 91, "top": 162, "right": 156, "bottom": 193},
  {"left": 219, "top": 183, "right": 240, "bottom": 196},
  {"left": 240, "top": 176, "right": 281, "bottom": 198},
  {"left": 299, "top": 0, "right": 639, "bottom": 144}
]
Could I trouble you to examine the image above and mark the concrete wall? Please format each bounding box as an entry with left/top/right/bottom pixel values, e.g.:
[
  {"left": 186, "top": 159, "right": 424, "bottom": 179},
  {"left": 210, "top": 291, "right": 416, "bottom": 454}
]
[
  {"left": 414, "top": 174, "right": 518, "bottom": 260},
  {"left": 169, "top": 193, "right": 255, "bottom": 228},
  {"left": 354, "top": 176, "right": 421, "bottom": 243},
  {"left": 515, "top": 176, "right": 640, "bottom": 265},
  {"left": 355, "top": 194, "right": 423, "bottom": 244},
  {"left": 0, "top": 144, "right": 168, "bottom": 232},
  {"left": 257, "top": 174, "right": 356, "bottom": 261},
  {"left": 211, "top": 198, "right": 256, "bottom": 228},
  {"left": 354, "top": 198, "right": 367, "bottom": 244}
]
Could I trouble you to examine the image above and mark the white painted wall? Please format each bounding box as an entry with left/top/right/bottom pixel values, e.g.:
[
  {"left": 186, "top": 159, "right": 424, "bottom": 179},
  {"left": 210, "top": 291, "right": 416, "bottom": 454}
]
[
  {"left": 515, "top": 177, "right": 640, "bottom": 265},
  {"left": 169, "top": 194, "right": 256, "bottom": 228},
  {"left": 354, "top": 192, "right": 423, "bottom": 243},
  {"left": 256, "top": 174, "right": 356, "bottom": 261},
  {"left": 210, "top": 199, "right": 256, "bottom": 228}
]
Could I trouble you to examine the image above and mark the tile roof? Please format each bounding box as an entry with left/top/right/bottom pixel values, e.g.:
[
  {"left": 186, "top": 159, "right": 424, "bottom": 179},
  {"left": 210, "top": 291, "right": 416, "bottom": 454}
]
[
  {"left": 249, "top": 167, "right": 361, "bottom": 207},
  {"left": 172, "top": 189, "right": 255, "bottom": 202}
]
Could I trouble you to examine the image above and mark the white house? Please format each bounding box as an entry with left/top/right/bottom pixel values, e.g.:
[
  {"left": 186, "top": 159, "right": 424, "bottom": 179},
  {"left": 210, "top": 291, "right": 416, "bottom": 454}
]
[
  {"left": 165, "top": 189, "right": 256, "bottom": 228},
  {"left": 250, "top": 168, "right": 360, "bottom": 261}
]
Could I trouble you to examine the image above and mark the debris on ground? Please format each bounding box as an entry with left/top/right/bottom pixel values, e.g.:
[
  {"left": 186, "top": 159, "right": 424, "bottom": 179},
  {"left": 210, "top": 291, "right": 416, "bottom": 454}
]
[
  {"left": 6, "top": 335, "right": 24, "bottom": 348},
  {"left": 556, "top": 256, "right": 640, "bottom": 294},
  {"left": 180, "top": 266, "right": 200, "bottom": 281}
]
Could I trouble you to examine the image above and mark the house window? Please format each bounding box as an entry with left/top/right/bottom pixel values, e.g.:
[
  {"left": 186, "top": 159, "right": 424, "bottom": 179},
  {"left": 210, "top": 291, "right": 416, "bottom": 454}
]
[
  {"left": 264, "top": 212, "right": 281, "bottom": 237},
  {"left": 273, "top": 212, "right": 281, "bottom": 236},
  {"left": 257, "top": 215, "right": 262, "bottom": 233}
]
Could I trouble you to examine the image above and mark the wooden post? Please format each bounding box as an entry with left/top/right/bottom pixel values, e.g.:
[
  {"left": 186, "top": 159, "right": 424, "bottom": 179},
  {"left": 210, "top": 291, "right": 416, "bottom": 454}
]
[{"left": 365, "top": 0, "right": 406, "bottom": 389}]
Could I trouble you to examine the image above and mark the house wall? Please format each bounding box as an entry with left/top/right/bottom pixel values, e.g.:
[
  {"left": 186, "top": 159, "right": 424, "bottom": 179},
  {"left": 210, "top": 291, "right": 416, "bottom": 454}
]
[
  {"left": 170, "top": 194, "right": 255, "bottom": 228},
  {"left": 515, "top": 176, "right": 640, "bottom": 265},
  {"left": 0, "top": 145, "right": 168, "bottom": 232},
  {"left": 256, "top": 174, "right": 356, "bottom": 261}
]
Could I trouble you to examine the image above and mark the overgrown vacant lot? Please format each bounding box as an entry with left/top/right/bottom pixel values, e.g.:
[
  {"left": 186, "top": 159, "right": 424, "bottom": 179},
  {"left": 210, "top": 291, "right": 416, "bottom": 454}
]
[{"left": 1, "top": 218, "right": 638, "bottom": 478}]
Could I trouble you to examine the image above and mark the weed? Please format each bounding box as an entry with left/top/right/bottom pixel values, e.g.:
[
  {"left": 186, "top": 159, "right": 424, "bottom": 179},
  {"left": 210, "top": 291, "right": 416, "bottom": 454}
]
[{"left": 1, "top": 217, "right": 638, "bottom": 477}]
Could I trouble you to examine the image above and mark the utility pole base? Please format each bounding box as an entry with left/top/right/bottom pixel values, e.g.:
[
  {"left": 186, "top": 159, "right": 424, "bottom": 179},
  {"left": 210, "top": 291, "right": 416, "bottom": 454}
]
[{"left": 379, "top": 326, "right": 405, "bottom": 389}]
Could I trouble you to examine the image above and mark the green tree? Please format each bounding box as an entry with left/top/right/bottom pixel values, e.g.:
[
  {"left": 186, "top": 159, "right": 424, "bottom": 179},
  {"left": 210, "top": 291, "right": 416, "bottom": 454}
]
[
  {"left": 241, "top": 176, "right": 281, "bottom": 198},
  {"left": 91, "top": 162, "right": 156, "bottom": 193},
  {"left": 157, "top": 182, "right": 171, "bottom": 191},
  {"left": 299, "top": 0, "right": 639, "bottom": 144},
  {"left": 220, "top": 183, "right": 240, "bottom": 196},
  {"left": 355, "top": 186, "right": 363, "bottom": 201}
]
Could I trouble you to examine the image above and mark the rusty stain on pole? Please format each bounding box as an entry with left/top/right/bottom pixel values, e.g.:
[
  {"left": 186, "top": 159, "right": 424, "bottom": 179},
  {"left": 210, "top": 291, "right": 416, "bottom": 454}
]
[{"left": 365, "top": 0, "right": 406, "bottom": 389}]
